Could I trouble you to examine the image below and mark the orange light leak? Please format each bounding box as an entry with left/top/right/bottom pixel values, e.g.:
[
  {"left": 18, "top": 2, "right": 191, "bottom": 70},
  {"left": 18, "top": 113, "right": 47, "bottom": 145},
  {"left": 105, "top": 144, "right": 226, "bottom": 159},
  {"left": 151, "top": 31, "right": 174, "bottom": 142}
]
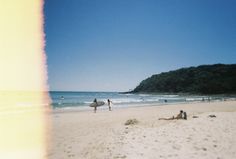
[{"left": 0, "top": 0, "right": 51, "bottom": 159}]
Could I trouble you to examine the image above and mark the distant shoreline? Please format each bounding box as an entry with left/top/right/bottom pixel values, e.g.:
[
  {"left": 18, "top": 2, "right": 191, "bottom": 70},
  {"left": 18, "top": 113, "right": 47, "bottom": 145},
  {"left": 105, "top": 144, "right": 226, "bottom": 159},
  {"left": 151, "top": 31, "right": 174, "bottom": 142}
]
[{"left": 52, "top": 98, "right": 236, "bottom": 114}]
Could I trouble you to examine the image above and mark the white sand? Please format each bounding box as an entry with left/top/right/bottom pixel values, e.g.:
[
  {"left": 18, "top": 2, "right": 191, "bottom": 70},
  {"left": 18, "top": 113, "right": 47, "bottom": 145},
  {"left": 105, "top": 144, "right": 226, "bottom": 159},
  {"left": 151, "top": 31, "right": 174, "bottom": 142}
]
[{"left": 48, "top": 101, "right": 236, "bottom": 159}]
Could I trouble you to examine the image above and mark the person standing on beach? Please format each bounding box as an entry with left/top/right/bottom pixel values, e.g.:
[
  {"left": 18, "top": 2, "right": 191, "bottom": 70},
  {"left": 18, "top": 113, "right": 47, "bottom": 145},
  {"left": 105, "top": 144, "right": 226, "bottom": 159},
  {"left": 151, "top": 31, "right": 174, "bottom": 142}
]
[
  {"left": 93, "top": 98, "right": 97, "bottom": 113},
  {"left": 107, "top": 99, "right": 112, "bottom": 111}
]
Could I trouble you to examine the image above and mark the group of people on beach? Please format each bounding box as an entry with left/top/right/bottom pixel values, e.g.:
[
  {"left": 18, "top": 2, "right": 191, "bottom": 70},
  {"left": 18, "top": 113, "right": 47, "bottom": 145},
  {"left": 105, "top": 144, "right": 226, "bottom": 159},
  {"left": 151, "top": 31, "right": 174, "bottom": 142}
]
[
  {"left": 93, "top": 98, "right": 112, "bottom": 113},
  {"left": 92, "top": 98, "right": 188, "bottom": 121}
]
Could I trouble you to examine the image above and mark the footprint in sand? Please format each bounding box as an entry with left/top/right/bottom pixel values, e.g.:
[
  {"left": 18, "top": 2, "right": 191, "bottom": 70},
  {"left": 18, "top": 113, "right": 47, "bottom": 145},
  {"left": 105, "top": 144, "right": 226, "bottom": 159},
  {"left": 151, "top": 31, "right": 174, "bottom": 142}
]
[
  {"left": 186, "top": 137, "right": 192, "bottom": 142},
  {"left": 202, "top": 147, "right": 207, "bottom": 151},
  {"left": 114, "top": 154, "right": 127, "bottom": 159},
  {"left": 193, "top": 146, "right": 200, "bottom": 151},
  {"left": 172, "top": 145, "right": 181, "bottom": 150},
  {"left": 84, "top": 151, "right": 89, "bottom": 156},
  {"left": 68, "top": 154, "right": 75, "bottom": 158},
  {"left": 203, "top": 138, "right": 208, "bottom": 141}
]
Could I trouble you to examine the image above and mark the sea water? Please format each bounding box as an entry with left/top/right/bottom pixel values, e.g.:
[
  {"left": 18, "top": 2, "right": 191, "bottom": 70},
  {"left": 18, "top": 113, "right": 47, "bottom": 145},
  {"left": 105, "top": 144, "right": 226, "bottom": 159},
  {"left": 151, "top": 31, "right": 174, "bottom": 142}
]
[{"left": 49, "top": 91, "right": 231, "bottom": 110}]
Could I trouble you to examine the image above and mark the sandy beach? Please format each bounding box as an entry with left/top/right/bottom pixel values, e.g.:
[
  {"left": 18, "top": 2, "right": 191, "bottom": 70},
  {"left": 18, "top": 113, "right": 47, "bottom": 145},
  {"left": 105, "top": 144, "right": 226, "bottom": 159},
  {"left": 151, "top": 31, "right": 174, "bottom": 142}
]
[{"left": 48, "top": 101, "right": 236, "bottom": 159}]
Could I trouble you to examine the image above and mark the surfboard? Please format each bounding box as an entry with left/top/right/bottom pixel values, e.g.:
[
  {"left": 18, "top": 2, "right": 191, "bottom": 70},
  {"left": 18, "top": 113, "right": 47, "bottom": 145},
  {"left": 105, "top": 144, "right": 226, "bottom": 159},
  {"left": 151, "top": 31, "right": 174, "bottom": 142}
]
[{"left": 89, "top": 101, "right": 105, "bottom": 107}]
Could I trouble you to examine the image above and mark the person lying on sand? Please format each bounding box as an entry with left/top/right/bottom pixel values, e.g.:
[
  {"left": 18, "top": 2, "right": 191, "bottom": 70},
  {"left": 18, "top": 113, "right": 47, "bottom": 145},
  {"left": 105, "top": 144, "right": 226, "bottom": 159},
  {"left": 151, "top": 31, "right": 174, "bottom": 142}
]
[{"left": 159, "top": 110, "right": 186, "bottom": 120}]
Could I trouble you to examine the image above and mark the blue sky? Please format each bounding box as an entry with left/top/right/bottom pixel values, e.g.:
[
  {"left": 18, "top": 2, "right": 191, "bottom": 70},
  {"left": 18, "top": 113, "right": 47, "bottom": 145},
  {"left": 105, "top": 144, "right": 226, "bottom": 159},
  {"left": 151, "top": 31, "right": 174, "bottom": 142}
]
[{"left": 44, "top": 0, "right": 236, "bottom": 92}]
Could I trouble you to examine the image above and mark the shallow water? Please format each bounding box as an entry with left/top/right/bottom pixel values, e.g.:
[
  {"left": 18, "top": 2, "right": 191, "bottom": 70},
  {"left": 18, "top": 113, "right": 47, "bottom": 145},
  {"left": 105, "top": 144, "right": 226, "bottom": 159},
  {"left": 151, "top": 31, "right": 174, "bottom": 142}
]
[{"left": 49, "top": 91, "right": 234, "bottom": 110}]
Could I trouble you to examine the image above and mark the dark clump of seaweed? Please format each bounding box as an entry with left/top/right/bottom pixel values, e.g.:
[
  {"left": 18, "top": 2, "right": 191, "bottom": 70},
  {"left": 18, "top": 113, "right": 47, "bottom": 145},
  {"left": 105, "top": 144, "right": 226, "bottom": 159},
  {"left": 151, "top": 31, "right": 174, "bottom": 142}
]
[{"left": 125, "top": 118, "right": 139, "bottom": 125}]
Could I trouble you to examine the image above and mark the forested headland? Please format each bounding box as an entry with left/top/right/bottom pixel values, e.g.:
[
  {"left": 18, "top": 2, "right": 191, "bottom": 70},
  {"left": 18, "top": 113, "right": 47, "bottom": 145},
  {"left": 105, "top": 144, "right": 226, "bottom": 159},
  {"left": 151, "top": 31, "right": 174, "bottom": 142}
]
[{"left": 132, "top": 64, "right": 236, "bottom": 94}]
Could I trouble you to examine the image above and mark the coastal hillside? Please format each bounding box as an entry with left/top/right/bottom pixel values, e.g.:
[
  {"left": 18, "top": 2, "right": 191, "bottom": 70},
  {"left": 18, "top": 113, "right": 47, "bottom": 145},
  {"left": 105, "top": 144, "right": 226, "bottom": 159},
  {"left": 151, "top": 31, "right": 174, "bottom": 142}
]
[{"left": 132, "top": 64, "right": 236, "bottom": 94}]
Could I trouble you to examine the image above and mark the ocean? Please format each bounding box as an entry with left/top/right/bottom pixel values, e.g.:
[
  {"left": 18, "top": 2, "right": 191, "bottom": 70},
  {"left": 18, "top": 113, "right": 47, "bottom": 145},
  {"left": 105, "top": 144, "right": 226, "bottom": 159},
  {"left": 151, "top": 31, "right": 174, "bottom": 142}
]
[{"left": 49, "top": 91, "right": 231, "bottom": 110}]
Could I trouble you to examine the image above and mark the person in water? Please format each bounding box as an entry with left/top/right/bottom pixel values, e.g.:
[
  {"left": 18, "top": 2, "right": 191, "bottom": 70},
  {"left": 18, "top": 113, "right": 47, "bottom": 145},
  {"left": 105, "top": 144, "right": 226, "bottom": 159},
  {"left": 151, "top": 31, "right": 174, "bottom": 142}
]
[
  {"left": 107, "top": 99, "right": 112, "bottom": 111},
  {"left": 159, "top": 110, "right": 185, "bottom": 120},
  {"left": 93, "top": 98, "right": 97, "bottom": 113}
]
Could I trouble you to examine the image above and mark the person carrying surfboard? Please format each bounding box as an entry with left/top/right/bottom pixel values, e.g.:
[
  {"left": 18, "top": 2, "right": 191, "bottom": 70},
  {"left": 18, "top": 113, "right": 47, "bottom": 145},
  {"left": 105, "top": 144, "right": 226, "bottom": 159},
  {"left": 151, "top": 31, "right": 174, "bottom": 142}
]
[
  {"left": 93, "top": 98, "right": 97, "bottom": 113},
  {"left": 89, "top": 99, "right": 105, "bottom": 113}
]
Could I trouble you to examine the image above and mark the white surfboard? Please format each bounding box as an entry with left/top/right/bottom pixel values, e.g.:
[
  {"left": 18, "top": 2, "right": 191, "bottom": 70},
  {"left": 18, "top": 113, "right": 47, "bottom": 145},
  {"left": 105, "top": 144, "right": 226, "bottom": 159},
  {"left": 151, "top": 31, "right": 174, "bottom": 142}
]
[{"left": 89, "top": 101, "right": 105, "bottom": 107}]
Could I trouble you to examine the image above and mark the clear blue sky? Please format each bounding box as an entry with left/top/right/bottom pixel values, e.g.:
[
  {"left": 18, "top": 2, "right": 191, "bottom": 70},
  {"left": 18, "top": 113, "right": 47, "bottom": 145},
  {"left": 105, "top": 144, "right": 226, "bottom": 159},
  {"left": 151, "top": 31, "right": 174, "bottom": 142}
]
[{"left": 44, "top": 0, "right": 236, "bottom": 92}]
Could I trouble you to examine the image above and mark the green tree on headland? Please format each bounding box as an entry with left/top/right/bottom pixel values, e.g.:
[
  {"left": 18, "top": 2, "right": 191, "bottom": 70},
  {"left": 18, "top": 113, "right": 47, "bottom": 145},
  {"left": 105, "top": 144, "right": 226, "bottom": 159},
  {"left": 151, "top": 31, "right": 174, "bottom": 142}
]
[{"left": 132, "top": 64, "right": 236, "bottom": 94}]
